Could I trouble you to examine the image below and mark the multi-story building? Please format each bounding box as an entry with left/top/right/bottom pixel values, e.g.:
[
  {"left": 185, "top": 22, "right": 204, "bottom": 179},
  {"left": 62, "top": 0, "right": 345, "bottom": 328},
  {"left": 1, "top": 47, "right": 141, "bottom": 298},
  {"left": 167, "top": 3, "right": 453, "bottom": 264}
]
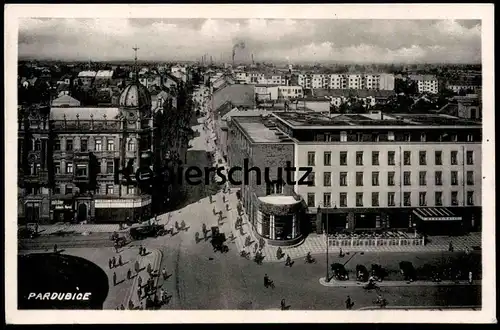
[
  {"left": 17, "top": 80, "right": 187, "bottom": 224},
  {"left": 227, "top": 110, "right": 482, "bottom": 245},
  {"left": 75, "top": 71, "right": 97, "bottom": 87},
  {"left": 446, "top": 81, "right": 481, "bottom": 94},
  {"left": 297, "top": 73, "right": 312, "bottom": 89},
  {"left": 409, "top": 74, "right": 439, "bottom": 94},
  {"left": 297, "top": 73, "right": 395, "bottom": 91}
]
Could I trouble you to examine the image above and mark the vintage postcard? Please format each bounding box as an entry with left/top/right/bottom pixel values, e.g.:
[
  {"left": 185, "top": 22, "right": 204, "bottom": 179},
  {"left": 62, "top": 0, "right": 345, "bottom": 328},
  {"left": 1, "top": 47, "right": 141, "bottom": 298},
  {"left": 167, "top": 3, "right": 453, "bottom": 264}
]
[{"left": 4, "top": 3, "right": 496, "bottom": 324}]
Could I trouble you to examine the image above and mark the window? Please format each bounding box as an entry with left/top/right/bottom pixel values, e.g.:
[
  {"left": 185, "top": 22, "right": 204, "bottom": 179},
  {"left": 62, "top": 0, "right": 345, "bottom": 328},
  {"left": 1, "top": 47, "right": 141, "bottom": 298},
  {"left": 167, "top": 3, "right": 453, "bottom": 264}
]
[
  {"left": 404, "top": 133, "right": 411, "bottom": 142},
  {"left": 127, "top": 140, "right": 136, "bottom": 151},
  {"left": 95, "top": 139, "right": 103, "bottom": 151},
  {"left": 81, "top": 139, "right": 88, "bottom": 152},
  {"left": 66, "top": 139, "right": 73, "bottom": 151},
  {"left": 107, "top": 139, "right": 115, "bottom": 151},
  {"left": 451, "top": 171, "right": 458, "bottom": 185},
  {"left": 66, "top": 162, "right": 73, "bottom": 174},
  {"left": 420, "top": 133, "right": 426, "bottom": 142},
  {"left": 452, "top": 134, "right": 458, "bottom": 142},
  {"left": 435, "top": 171, "right": 442, "bottom": 185},
  {"left": 53, "top": 185, "right": 61, "bottom": 195},
  {"left": 65, "top": 185, "right": 73, "bottom": 195},
  {"left": 106, "top": 184, "right": 114, "bottom": 195},
  {"left": 307, "top": 152, "right": 315, "bottom": 166},
  {"left": 372, "top": 172, "right": 379, "bottom": 186},
  {"left": 387, "top": 172, "right": 395, "bottom": 186},
  {"left": 419, "top": 171, "right": 427, "bottom": 186},
  {"left": 404, "top": 171, "right": 411, "bottom": 186},
  {"left": 419, "top": 192, "right": 427, "bottom": 206},
  {"left": 372, "top": 134, "right": 380, "bottom": 142},
  {"left": 451, "top": 151, "right": 458, "bottom": 165},
  {"left": 276, "top": 183, "right": 283, "bottom": 194},
  {"left": 388, "top": 192, "right": 395, "bottom": 206},
  {"left": 340, "top": 193, "right": 347, "bottom": 207},
  {"left": 323, "top": 172, "right": 331, "bottom": 187},
  {"left": 451, "top": 191, "right": 459, "bottom": 206},
  {"left": 127, "top": 186, "right": 136, "bottom": 195},
  {"left": 34, "top": 140, "right": 41, "bottom": 151},
  {"left": 419, "top": 151, "right": 426, "bottom": 165},
  {"left": 435, "top": 191, "right": 443, "bottom": 206},
  {"left": 356, "top": 172, "right": 363, "bottom": 186},
  {"left": 467, "top": 191, "right": 474, "bottom": 206},
  {"left": 404, "top": 151, "right": 411, "bottom": 165},
  {"left": 54, "top": 139, "right": 61, "bottom": 151},
  {"left": 340, "top": 152, "right": 347, "bottom": 166},
  {"left": 388, "top": 151, "right": 395, "bottom": 165},
  {"left": 466, "top": 151, "right": 474, "bottom": 165},
  {"left": 308, "top": 172, "right": 315, "bottom": 187},
  {"left": 340, "top": 131, "right": 347, "bottom": 142},
  {"left": 323, "top": 193, "right": 331, "bottom": 207},
  {"left": 435, "top": 151, "right": 442, "bottom": 165},
  {"left": 372, "top": 192, "right": 379, "bottom": 207},
  {"left": 107, "top": 161, "right": 114, "bottom": 174},
  {"left": 307, "top": 193, "right": 315, "bottom": 207},
  {"left": 372, "top": 151, "right": 379, "bottom": 165},
  {"left": 388, "top": 132, "right": 395, "bottom": 141},
  {"left": 467, "top": 171, "right": 474, "bottom": 185},
  {"left": 404, "top": 192, "right": 411, "bottom": 206},
  {"left": 355, "top": 152, "right": 363, "bottom": 166},
  {"left": 356, "top": 193, "right": 363, "bottom": 207},
  {"left": 54, "top": 162, "right": 61, "bottom": 174},
  {"left": 324, "top": 152, "right": 331, "bottom": 166},
  {"left": 467, "top": 134, "right": 474, "bottom": 142},
  {"left": 76, "top": 164, "right": 87, "bottom": 177},
  {"left": 339, "top": 172, "right": 348, "bottom": 186}
]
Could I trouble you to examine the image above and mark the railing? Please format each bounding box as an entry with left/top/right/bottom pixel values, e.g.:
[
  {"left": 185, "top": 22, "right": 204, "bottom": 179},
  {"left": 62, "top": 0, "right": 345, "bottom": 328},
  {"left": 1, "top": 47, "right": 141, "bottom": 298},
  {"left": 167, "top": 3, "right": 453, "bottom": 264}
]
[{"left": 326, "top": 236, "right": 425, "bottom": 247}]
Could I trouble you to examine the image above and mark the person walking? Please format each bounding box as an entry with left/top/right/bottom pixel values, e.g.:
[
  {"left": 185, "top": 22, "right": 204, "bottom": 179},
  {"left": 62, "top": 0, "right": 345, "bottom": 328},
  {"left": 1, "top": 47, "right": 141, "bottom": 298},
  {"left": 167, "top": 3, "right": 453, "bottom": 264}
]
[
  {"left": 449, "top": 241, "right": 454, "bottom": 252},
  {"left": 53, "top": 244, "right": 58, "bottom": 253},
  {"left": 138, "top": 275, "right": 142, "bottom": 288},
  {"left": 108, "top": 258, "right": 112, "bottom": 269},
  {"left": 281, "top": 299, "right": 286, "bottom": 310},
  {"left": 285, "top": 255, "right": 292, "bottom": 267},
  {"left": 134, "top": 260, "right": 140, "bottom": 274},
  {"left": 127, "top": 269, "right": 132, "bottom": 280},
  {"left": 137, "top": 287, "right": 142, "bottom": 300},
  {"left": 345, "top": 296, "right": 353, "bottom": 310},
  {"left": 112, "top": 256, "right": 116, "bottom": 268},
  {"left": 469, "top": 271, "right": 473, "bottom": 285},
  {"left": 118, "top": 255, "right": 123, "bottom": 266},
  {"left": 113, "top": 272, "right": 117, "bottom": 286},
  {"left": 162, "top": 268, "right": 168, "bottom": 280}
]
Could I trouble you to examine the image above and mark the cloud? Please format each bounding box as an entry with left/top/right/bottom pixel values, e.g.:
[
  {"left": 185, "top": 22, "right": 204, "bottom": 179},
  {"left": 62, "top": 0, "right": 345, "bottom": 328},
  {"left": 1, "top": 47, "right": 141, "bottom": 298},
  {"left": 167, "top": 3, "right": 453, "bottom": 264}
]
[{"left": 18, "top": 18, "right": 481, "bottom": 63}]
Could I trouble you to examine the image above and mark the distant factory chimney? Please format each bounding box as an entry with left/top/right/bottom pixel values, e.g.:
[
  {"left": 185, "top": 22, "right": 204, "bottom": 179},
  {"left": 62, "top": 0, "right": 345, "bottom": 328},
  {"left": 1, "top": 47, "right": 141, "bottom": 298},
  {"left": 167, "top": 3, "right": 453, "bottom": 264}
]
[{"left": 252, "top": 54, "right": 254, "bottom": 65}]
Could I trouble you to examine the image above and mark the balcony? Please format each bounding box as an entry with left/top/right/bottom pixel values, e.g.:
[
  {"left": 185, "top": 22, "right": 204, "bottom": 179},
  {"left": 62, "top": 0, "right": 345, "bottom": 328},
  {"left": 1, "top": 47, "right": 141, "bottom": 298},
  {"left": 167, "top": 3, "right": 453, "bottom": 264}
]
[
  {"left": 24, "top": 170, "right": 49, "bottom": 184},
  {"left": 74, "top": 151, "right": 90, "bottom": 161}
]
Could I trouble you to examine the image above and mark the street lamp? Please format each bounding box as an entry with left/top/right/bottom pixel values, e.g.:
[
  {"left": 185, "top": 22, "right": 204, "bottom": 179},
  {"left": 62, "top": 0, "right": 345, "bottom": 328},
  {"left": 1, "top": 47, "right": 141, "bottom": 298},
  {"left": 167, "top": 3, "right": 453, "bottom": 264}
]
[{"left": 318, "top": 204, "right": 330, "bottom": 283}]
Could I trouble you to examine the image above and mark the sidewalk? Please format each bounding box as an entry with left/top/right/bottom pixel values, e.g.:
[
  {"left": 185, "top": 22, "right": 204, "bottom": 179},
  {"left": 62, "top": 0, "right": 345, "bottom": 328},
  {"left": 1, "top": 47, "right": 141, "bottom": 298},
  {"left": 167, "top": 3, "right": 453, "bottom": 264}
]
[{"left": 318, "top": 277, "right": 482, "bottom": 287}]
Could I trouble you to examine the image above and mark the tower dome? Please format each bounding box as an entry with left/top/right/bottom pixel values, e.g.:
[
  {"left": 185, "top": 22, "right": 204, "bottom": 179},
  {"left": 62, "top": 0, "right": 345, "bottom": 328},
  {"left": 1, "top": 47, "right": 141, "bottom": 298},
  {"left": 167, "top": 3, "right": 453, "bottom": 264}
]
[{"left": 119, "top": 82, "right": 152, "bottom": 110}]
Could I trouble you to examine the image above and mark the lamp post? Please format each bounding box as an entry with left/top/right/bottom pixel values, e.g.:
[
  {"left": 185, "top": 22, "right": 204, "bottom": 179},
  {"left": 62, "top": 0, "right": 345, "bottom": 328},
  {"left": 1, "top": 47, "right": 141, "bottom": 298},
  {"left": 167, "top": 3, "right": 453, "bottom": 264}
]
[{"left": 318, "top": 204, "right": 329, "bottom": 282}]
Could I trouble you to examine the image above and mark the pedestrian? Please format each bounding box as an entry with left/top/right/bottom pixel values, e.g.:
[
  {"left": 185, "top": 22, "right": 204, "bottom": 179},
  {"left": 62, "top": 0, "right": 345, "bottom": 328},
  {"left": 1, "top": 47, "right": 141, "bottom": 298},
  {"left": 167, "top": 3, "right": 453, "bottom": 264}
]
[
  {"left": 469, "top": 271, "right": 473, "bottom": 284},
  {"left": 226, "top": 204, "right": 229, "bottom": 211},
  {"left": 112, "top": 256, "right": 116, "bottom": 268},
  {"left": 137, "top": 287, "right": 142, "bottom": 300},
  {"left": 128, "top": 299, "right": 134, "bottom": 310},
  {"left": 281, "top": 299, "right": 286, "bottom": 310},
  {"left": 53, "top": 244, "right": 58, "bottom": 253},
  {"left": 113, "top": 272, "right": 117, "bottom": 286},
  {"left": 147, "top": 263, "right": 152, "bottom": 274},
  {"left": 139, "top": 246, "right": 143, "bottom": 256},
  {"left": 181, "top": 220, "right": 186, "bottom": 230},
  {"left": 160, "top": 288, "right": 165, "bottom": 304},
  {"left": 118, "top": 255, "right": 123, "bottom": 266},
  {"left": 134, "top": 260, "right": 140, "bottom": 273},
  {"left": 138, "top": 275, "right": 142, "bottom": 287},
  {"left": 449, "top": 241, "right": 454, "bottom": 252},
  {"left": 127, "top": 269, "right": 132, "bottom": 280},
  {"left": 209, "top": 195, "right": 213, "bottom": 204},
  {"left": 222, "top": 195, "right": 226, "bottom": 203},
  {"left": 213, "top": 207, "right": 216, "bottom": 216},
  {"left": 285, "top": 255, "right": 292, "bottom": 267},
  {"left": 120, "top": 304, "right": 125, "bottom": 310},
  {"left": 339, "top": 247, "right": 344, "bottom": 257},
  {"left": 108, "top": 258, "right": 112, "bottom": 269},
  {"left": 264, "top": 274, "right": 270, "bottom": 288},
  {"left": 143, "top": 247, "right": 147, "bottom": 255},
  {"left": 140, "top": 302, "right": 144, "bottom": 310},
  {"left": 345, "top": 296, "right": 353, "bottom": 310},
  {"left": 162, "top": 268, "right": 168, "bottom": 280},
  {"left": 254, "top": 243, "right": 258, "bottom": 254}
]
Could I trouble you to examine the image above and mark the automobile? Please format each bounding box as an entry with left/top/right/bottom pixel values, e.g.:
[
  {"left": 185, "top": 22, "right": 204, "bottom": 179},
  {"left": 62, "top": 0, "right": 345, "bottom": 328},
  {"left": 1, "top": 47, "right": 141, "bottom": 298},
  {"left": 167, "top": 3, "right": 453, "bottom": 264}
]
[
  {"left": 129, "top": 224, "right": 164, "bottom": 240},
  {"left": 18, "top": 227, "right": 38, "bottom": 239},
  {"left": 370, "top": 264, "right": 387, "bottom": 281},
  {"left": 210, "top": 226, "right": 228, "bottom": 253},
  {"left": 356, "top": 264, "right": 369, "bottom": 282},
  {"left": 399, "top": 261, "right": 416, "bottom": 281},
  {"left": 331, "top": 263, "right": 349, "bottom": 280}
]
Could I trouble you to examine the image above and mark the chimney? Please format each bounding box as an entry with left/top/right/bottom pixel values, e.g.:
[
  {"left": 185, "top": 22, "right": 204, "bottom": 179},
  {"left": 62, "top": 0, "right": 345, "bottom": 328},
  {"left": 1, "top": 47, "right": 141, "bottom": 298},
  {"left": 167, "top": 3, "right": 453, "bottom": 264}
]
[{"left": 252, "top": 54, "right": 254, "bottom": 65}]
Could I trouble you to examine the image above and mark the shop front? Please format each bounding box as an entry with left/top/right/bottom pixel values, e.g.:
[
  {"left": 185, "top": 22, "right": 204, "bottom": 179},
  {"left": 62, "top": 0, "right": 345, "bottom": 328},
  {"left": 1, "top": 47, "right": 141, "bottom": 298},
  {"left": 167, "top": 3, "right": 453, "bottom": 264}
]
[
  {"left": 51, "top": 199, "right": 75, "bottom": 223},
  {"left": 94, "top": 196, "right": 152, "bottom": 223},
  {"left": 253, "top": 195, "right": 303, "bottom": 246},
  {"left": 412, "top": 207, "right": 465, "bottom": 235}
]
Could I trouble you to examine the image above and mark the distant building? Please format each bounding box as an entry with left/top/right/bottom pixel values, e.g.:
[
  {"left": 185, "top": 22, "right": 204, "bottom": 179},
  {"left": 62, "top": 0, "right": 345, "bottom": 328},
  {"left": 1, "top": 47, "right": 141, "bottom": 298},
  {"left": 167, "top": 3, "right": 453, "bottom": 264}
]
[
  {"left": 446, "top": 81, "right": 481, "bottom": 94},
  {"left": 297, "top": 73, "right": 394, "bottom": 91},
  {"left": 51, "top": 94, "right": 81, "bottom": 107},
  {"left": 95, "top": 70, "right": 114, "bottom": 81},
  {"left": 408, "top": 75, "right": 439, "bottom": 94},
  {"left": 76, "top": 71, "right": 97, "bottom": 87}
]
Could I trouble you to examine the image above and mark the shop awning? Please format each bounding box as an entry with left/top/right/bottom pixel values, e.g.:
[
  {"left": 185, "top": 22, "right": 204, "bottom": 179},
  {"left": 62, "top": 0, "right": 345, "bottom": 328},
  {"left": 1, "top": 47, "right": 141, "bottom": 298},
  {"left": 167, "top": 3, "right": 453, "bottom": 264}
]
[{"left": 413, "top": 208, "right": 462, "bottom": 221}]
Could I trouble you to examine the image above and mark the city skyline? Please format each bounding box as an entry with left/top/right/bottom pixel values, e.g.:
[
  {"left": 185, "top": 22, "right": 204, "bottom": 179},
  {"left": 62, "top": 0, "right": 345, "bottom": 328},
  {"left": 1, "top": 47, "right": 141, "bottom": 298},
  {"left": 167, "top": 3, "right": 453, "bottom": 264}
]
[{"left": 18, "top": 18, "right": 481, "bottom": 64}]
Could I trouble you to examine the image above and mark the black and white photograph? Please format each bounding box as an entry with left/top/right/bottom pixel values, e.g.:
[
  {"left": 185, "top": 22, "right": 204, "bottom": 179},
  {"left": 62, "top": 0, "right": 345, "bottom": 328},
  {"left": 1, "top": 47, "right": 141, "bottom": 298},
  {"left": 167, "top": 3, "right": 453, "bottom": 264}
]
[{"left": 5, "top": 4, "right": 495, "bottom": 324}]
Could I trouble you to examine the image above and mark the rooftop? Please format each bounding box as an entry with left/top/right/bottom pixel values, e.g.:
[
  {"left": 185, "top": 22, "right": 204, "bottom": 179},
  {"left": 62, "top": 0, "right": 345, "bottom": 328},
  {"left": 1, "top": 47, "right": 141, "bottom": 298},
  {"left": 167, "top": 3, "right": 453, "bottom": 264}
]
[
  {"left": 408, "top": 74, "right": 437, "bottom": 81},
  {"left": 273, "top": 111, "right": 481, "bottom": 128},
  {"left": 313, "top": 89, "right": 394, "bottom": 98},
  {"left": 233, "top": 116, "right": 292, "bottom": 143},
  {"left": 96, "top": 70, "right": 114, "bottom": 78}
]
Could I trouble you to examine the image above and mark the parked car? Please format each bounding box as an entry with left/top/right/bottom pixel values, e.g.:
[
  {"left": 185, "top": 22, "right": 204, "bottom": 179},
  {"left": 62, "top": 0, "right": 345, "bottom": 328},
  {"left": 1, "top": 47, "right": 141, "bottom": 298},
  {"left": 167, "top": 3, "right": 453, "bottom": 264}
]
[
  {"left": 129, "top": 224, "right": 164, "bottom": 240},
  {"left": 370, "top": 264, "right": 387, "bottom": 281},
  {"left": 399, "top": 261, "right": 416, "bottom": 281},
  {"left": 18, "top": 227, "right": 38, "bottom": 239},
  {"left": 356, "top": 265, "right": 369, "bottom": 282},
  {"left": 331, "top": 263, "right": 349, "bottom": 280}
]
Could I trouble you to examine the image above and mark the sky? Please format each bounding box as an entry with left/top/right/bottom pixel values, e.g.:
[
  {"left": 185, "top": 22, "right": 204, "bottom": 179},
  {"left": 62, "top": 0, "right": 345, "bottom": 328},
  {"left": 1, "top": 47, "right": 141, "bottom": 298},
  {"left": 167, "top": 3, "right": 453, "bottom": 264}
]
[{"left": 18, "top": 18, "right": 482, "bottom": 63}]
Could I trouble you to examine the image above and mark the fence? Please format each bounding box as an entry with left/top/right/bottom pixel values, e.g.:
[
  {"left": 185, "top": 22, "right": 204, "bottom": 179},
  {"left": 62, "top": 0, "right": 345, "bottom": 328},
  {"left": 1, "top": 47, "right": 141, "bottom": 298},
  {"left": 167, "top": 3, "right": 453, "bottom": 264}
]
[{"left": 326, "top": 236, "right": 425, "bottom": 247}]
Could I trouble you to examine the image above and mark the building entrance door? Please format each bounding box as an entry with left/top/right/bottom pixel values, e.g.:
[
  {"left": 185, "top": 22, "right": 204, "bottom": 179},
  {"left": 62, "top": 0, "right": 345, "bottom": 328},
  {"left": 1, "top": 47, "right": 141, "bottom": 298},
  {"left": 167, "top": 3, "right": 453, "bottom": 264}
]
[{"left": 77, "top": 203, "right": 88, "bottom": 222}]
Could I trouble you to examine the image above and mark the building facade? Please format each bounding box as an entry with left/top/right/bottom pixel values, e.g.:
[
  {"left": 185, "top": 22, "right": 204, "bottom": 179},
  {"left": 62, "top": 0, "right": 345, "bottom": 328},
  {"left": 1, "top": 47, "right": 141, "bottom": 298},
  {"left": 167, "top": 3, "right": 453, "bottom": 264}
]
[
  {"left": 409, "top": 75, "right": 439, "bottom": 94},
  {"left": 226, "top": 111, "right": 482, "bottom": 243},
  {"left": 297, "top": 73, "right": 395, "bottom": 91},
  {"left": 18, "top": 82, "right": 162, "bottom": 224}
]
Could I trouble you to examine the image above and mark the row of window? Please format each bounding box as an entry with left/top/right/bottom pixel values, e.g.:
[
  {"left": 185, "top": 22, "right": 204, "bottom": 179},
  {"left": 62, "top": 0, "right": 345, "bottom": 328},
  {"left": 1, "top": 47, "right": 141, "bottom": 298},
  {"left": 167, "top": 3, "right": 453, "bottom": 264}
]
[
  {"left": 53, "top": 160, "right": 125, "bottom": 175},
  {"left": 52, "top": 138, "right": 136, "bottom": 152},
  {"left": 307, "top": 191, "right": 476, "bottom": 208},
  {"left": 308, "top": 150, "right": 475, "bottom": 167},
  {"left": 314, "top": 132, "right": 475, "bottom": 143},
  {"left": 52, "top": 184, "right": 136, "bottom": 195},
  {"left": 307, "top": 170, "right": 476, "bottom": 187}
]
